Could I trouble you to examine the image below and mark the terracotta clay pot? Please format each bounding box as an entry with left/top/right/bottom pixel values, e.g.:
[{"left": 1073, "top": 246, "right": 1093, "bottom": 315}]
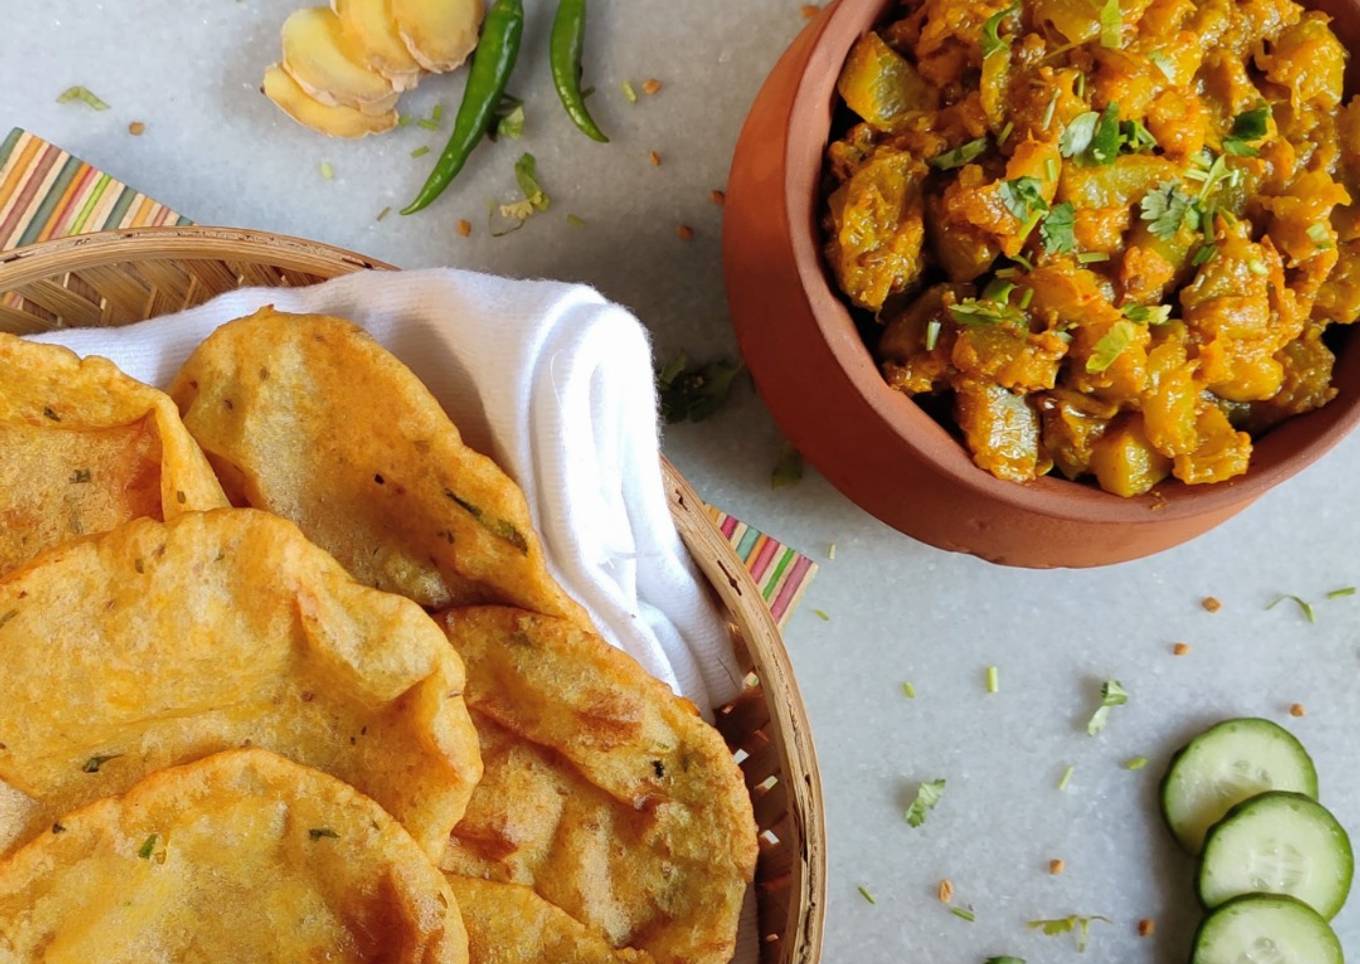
[{"left": 723, "top": 0, "right": 1360, "bottom": 568}]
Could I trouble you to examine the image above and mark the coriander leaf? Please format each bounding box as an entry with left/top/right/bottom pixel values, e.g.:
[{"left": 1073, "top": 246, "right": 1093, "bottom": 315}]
[
  {"left": 949, "top": 297, "right": 1024, "bottom": 327},
  {"left": 924, "top": 319, "right": 943, "bottom": 351},
  {"left": 980, "top": 2, "right": 1020, "bottom": 59},
  {"left": 1059, "top": 112, "right": 1099, "bottom": 158},
  {"left": 1089, "top": 102, "right": 1122, "bottom": 164},
  {"left": 1086, "top": 320, "right": 1138, "bottom": 373},
  {"left": 1057, "top": 764, "right": 1075, "bottom": 791},
  {"left": 905, "top": 778, "right": 946, "bottom": 827},
  {"left": 1123, "top": 756, "right": 1150, "bottom": 770},
  {"left": 930, "top": 137, "right": 989, "bottom": 171},
  {"left": 1121, "top": 303, "right": 1171, "bottom": 325},
  {"left": 1098, "top": 0, "right": 1122, "bottom": 48},
  {"left": 1266, "top": 594, "right": 1316, "bottom": 623},
  {"left": 1148, "top": 49, "right": 1176, "bottom": 81},
  {"left": 858, "top": 884, "right": 878, "bottom": 904},
  {"left": 1086, "top": 679, "right": 1129, "bottom": 735},
  {"left": 1140, "top": 180, "right": 1199, "bottom": 240},
  {"left": 1327, "top": 586, "right": 1356, "bottom": 599},
  {"left": 999, "top": 176, "right": 1048, "bottom": 222},
  {"left": 951, "top": 906, "right": 977, "bottom": 922},
  {"left": 772, "top": 446, "right": 804, "bottom": 488},
  {"left": 1040, "top": 202, "right": 1077, "bottom": 254},
  {"left": 497, "top": 104, "right": 526, "bottom": 140},
  {"left": 57, "top": 85, "right": 109, "bottom": 110},
  {"left": 657, "top": 357, "right": 743, "bottom": 423},
  {"left": 514, "top": 153, "right": 550, "bottom": 212},
  {"left": 1027, "top": 915, "right": 1111, "bottom": 952},
  {"left": 1119, "top": 118, "right": 1157, "bottom": 153},
  {"left": 1222, "top": 104, "right": 1269, "bottom": 156},
  {"left": 1191, "top": 242, "right": 1217, "bottom": 266},
  {"left": 137, "top": 834, "right": 157, "bottom": 859},
  {"left": 1308, "top": 222, "right": 1333, "bottom": 249}
]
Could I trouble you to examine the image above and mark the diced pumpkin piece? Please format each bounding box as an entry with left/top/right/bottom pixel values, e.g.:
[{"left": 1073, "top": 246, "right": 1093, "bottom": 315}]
[
  {"left": 1261, "top": 169, "right": 1351, "bottom": 268},
  {"left": 1255, "top": 12, "right": 1346, "bottom": 111},
  {"left": 1140, "top": 322, "right": 1200, "bottom": 456},
  {"left": 951, "top": 327, "right": 1068, "bottom": 393},
  {"left": 390, "top": 0, "right": 485, "bottom": 73},
  {"left": 1173, "top": 404, "right": 1252, "bottom": 484},
  {"left": 332, "top": 0, "right": 423, "bottom": 90},
  {"left": 954, "top": 380, "right": 1047, "bottom": 483},
  {"left": 282, "top": 7, "right": 400, "bottom": 115},
  {"left": 1059, "top": 155, "right": 1182, "bottom": 209},
  {"left": 880, "top": 286, "right": 958, "bottom": 394},
  {"left": 838, "top": 32, "right": 938, "bottom": 132},
  {"left": 263, "top": 64, "right": 398, "bottom": 139},
  {"left": 1089, "top": 413, "right": 1172, "bottom": 497},
  {"left": 1313, "top": 238, "right": 1360, "bottom": 323},
  {"left": 825, "top": 150, "right": 927, "bottom": 310},
  {"left": 1040, "top": 390, "right": 1118, "bottom": 480}
]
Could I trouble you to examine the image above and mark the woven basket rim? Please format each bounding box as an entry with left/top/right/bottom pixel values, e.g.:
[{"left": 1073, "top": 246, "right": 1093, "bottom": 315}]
[{"left": 0, "top": 224, "right": 827, "bottom": 964}]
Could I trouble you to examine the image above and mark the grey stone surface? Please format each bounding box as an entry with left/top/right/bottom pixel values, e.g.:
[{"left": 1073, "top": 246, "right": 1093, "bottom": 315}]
[{"left": 6, "top": 2, "right": 1360, "bottom": 959}]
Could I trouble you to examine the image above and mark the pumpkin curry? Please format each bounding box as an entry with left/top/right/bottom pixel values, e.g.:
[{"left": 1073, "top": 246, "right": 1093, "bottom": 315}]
[{"left": 824, "top": 0, "right": 1358, "bottom": 496}]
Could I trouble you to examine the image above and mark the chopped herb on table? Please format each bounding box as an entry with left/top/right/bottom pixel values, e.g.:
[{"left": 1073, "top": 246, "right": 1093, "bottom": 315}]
[
  {"left": 905, "top": 778, "right": 946, "bottom": 827},
  {"left": 857, "top": 884, "right": 877, "bottom": 904},
  {"left": 902, "top": 681, "right": 916, "bottom": 699},
  {"left": 986, "top": 665, "right": 999, "bottom": 694},
  {"left": 984, "top": 958, "right": 1026, "bottom": 964},
  {"left": 656, "top": 354, "right": 742, "bottom": 423},
  {"left": 1327, "top": 587, "right": 1356, "bottom": 599},
  {"left": 771, "top": 446, "right": 803, "bottom": 488},
  {"left": 813, "top": 609, "right": 830, "bottom": 621},
  {"left": 1027, "top": 915, "right": 1111, "bottom": 952},
  {"left": 1124, "top": 756, "right": 1149, "bottom": 770},
  {"left": 950, "top": 906, "right": 976, "bottom": 922},
  {"left": 1267, "top": 594, "right": 1316, "bottom": 623},
  {"left": 1057, "top": 764, "right": 1074, "bottom": 791},
  {"left": 1087, "top": 680, "right": 1128, "bottom": 735},
  {"left": 57, "top": 85, "right": 109, "bottom": 110}
]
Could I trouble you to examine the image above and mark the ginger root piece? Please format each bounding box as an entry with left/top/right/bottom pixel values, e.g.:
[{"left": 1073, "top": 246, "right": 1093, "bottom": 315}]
[
  {"left": 264, "top": 64, "right": 398, "bottom": 138},
  {"left": 282, "top": 6, "right": 400, "bottom": 115},
  {"left": 391, "top": 0, "right": 485, "bottom": 73},
  {"left": 332, "top": 0, "right": 423, "bottom": 91}
]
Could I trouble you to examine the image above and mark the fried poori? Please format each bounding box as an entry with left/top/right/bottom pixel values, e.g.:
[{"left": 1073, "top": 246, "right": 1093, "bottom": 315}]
[
  {"left": 0, "top": 748, "right": 468, "bottom": 963},
  {"left": 438, "top": 607, "right": 756, "bottom": 964},
  {"left": 168, "top": 308, "right": 589, "bottom": 623},
  {"left": 448, "top": 876, "right": 653, "bottom": 963},
  {"left": 0, "top": 508, "right": 481, "bottom": 859},
  {"left": 0, "top": 334, "right": 227, "bottom": 578}
]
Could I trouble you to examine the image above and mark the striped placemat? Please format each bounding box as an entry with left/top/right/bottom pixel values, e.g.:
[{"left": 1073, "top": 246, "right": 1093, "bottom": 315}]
[{"left": 0, "top": 127, "right": 818, "bottom": 626}]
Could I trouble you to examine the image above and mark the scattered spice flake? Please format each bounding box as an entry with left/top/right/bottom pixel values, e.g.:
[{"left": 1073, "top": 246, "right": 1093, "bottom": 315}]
[
  {"left": 1267, "top": 594, "right": 1316, "bottom": 624},
  {"left": 1327, "top": 587, "right": 1356, "bottom": 599},
  {"left": 801, "top": 3, "right": 821, "bottom": 17},
  {"left": 813, "top": 609, "right": 829, "bottom": 621},
  {"left": 622, "top": 81, "right": 639, "bottom": 103},
  {"left": 677, "top": 224, "right": 695, "bottom": 241},
  {"left": 1086, "top": 680, "right": 1128, "bottom": 736},
  {"left": 1049, "top": 858, "right": 1065, "bottom": 875},
  {"left": 649, "top": 150, "right": 662, "bottom": 167},
  {"left": 51, "top": 822, "right": 65, "bottom": 834},
  {"left": 1027, "top": 915, "right": 1111, "bottom": 952},
  {"left": 566, "top": 213, "right": 586, "bottom": 228},
  {"left": 986, "top": 665, "right": 999, "bottom": 694},
  {"left": 82, "top": 753, "right": 122, "bottom": 773},
  {"left": 1173, "top": 642, "right": 1191, "bottom": 656},
  {"left": 308, "top": 828, "right": 340, "bottom": 841},
  {"left": 0, "top": 610, "right": 16, "bottom": 630},
  {"left": 411, "top": 145, "right": 430, "bottom": 158},
  {"left": 857, "top": 884, "right": 877, "bottom": 904},
  {"left": 70, "top": 468, "right": 91, "bottom": 484},
  {"left": 320, "top": 161, "right": 335, "bottom": 180},
  {"left": 457, "top": 219, "right": 472, "bottom": 237},
  {"left": 43, "top": 407, "right": 61, "bottom": 421},
  {"left": 1290, "top": 703, "right": 1306, "bottom": 718},
  {"left": 642, "top": 78, "right": 663, "bottom": 95},
  {"left": 902, "top": 681, "right": 916, "bottom": 699},
  {"left": 711, "top": 189, "right": 726, "bottom": 205},
  {"left": 57, "top": 85, "right": 109, "bottom": 110},
  {"left": 137, "top": 834, "right": 157, "bottom": 859},
  {"left": 949, "top": 906, "right": 976, "bottom": 923},
  {"left": 772, "top": 445, "right": 804, "bottom": 488},
  {"left": 905, "top": 778, "right": 946, "bottom": 827},
  {"left": 1138, "top": 918, "right": 1156, "bottom": 937},
  {"left": 376, "top": 206, "right": 392, "bottom": 222},
  {"left": 1057, "top": 764, "right": 1074, "bottom": 791},
  {"left": 937, "top": 879, "right": 954, "bottom": 903},
  {"left": 128, "top": 121, "right": 145, "bottom": 136},
  {"left": 1201, "top": 596, "right": 1222, "bottom": 613}
]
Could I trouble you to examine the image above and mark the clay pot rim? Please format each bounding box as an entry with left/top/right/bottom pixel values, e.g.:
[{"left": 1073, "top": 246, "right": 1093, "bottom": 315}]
[{"left": 778, "top": 0, "right": 1360, "bottom": 526}]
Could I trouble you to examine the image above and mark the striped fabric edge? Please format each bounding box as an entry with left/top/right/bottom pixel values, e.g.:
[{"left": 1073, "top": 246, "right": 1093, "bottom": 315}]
[{"left": 705, "top": 505, "right": 818, "bottom": 628}]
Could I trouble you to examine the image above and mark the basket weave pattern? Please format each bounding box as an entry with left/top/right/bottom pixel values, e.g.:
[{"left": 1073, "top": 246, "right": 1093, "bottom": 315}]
[{"left": 0, "top": 225, "right": 826, "bottom": 964}]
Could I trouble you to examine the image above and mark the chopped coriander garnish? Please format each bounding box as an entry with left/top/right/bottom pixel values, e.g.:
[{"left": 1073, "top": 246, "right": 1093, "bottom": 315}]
[
  {"left": 998, "top": 120, "right": 1015, "bottom": 144},
  {"left": 1188, "top": 150, "right": 1241, "bottom": 201},
  {"left": 1009, "top": 251, "right": 1035, "bottom": 271},
  {"left": 1040, "top": 202, "right": 1077, "bottom": 254},
  {"left": 1191, "top": 242, "right": 1218, "bottom": 266},
  {"left": 1027, "top": 915, "right": 1111, "bottom": 952},
  {"left": 410, "top": 146, "right": 430, "bottom": 158},
  {"left": 1248, "top": 258, "right": 1269, "bottom": 277},
  {"left": 1123, "top": 756, "right": 1150, "bottom": 770},
  {"left": 82, "top": 753, "right": 122, "bottom": 773},
  {"left": 986, "top": 665, "right": 1000, "bottom": 694},
  {"left": 950, "top": 906, "right": 977, "bottom": 923},
  {"left": 1308, "top": 223, "right": 1333, "bottom": 249},
  {"left": 57, "top": 85, "right": 110, "bottom": 110},
  {"left": 308, "top": 828, "right": 340, "bottom": 841},
  {"left": 1148, "top": 49, "right": 1176, "bottom": 82},
  {"left": 980, "top": 2, "right": 1019, "bottom": 58},
  {"left": 514, "top": 153, "right": 550, "bottom": 212},
  {"left": 622, "top": 81, "right": 639, "bottom": 103},
  {"left": 1089, "top": 103, "right": 1122, "bottom": 164},
  {"left": 1076, "top": 251, "right": 1110, "bottom": 263},
  {"left": 772, "top": 446, "right": 804, "bottom": 488},
  {"left": 1140, "top": 180, "right": 1200, "bottom": 240},
  {"left": 949, "top": 297, "right": 1023, "bottom": 327},
  {"left": 1086, "top": 321, "right": 1137, "bottom": 374},
  {"left": 319, "top": 161, "right": 334, "bottom": 180},
  {"left": 924, "top": 318, "right": 942, "bottom": 351},
  {"left": 1057, "top": 764, "right": 1074, "bottom": 791},
  {"left": 828, "top": 543, "right": 837, "bottom": 560},
  {"left": 1086, "top": 679, "right": 1129, "bottom": 735},
  {"left": 1098, "top": 0, "right": 1121, "bottom": 48},
  {"left": 137, "top": 834, "right": 157, "bottom": 859},
  {"left": 1222, "top": 104, "right": 1270, "bottom": 157},
  {"left": 1120, "top": 118, "right": 1157, "bottom": 153},
  {"left": 1000, "top": 176, "right": 1048, "bottom": 223},
  {"left": 1267, "top": 594, "right": 1316, "bottom": 623},
  {"left": 1060, "top": 111, "right": 1099, "bottom": 159},
  {"left": 1019, "top": 287, "right": 1034, "bottom": 309},
  {"left": 930, "top": 137, "right": 989, "bottom": 171},
  {"left": 497, "top": 104, "right": 526, "bottom": 139},
  {"left": 1041, "top": 89, "right": 1060, "bottom": 130},
  {"left": 1327, "top": 586, "right": 1356, "bottom": 599},
  {"left": 1122, "top": 303, "right": 1171, "bottom": 325},
  {"left": 906, "top": 778, "right": 946, "bottom": 827},
  {"left": 814, "top": 609, "right": 830, "bottom": 621},
  {"left": 902, "top": 681, "right": 917, "bottom": 699},
  {"left": 416, "top": 117, "right": 439, "bottom": 131},
  {"left": 376, "top": 206, "right": 391, "bottom": 222},
  {"left": 656, "top": 354, "right": 742, "bottom": 423},
  {"left": 1045, "top": 157, "right": 1059, "bottom": 182},
  {"left": 858, "top": 884, "right": 878, "bottom": 904}
]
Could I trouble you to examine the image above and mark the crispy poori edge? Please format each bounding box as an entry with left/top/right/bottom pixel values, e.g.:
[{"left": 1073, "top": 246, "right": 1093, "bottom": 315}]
[
  {"left": 0, "top": 333, "right": 228, "bottom": 518},
  {"left": 0, "top": 748, "right": 469, "bottom": 963},
  {"left": 438, "top": 606, "right": 758, "bottom": 962},
  {"left": 166, "top": 308, "right": 590, "bottom": 626}
]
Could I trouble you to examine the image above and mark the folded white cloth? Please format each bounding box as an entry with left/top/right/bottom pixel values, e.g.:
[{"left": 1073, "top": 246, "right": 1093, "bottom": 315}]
[{"left": 30, "top": 267, "right": 745, "bottom": 713}]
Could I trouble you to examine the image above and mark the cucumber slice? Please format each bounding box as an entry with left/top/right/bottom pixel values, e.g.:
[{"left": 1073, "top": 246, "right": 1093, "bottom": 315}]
[
  {"left": 1161, "top": 718, "right": 1318, "bottom": 854},
  {"left": 1199, "top": 792, "right": 1353, "bottom": 919},
  {"left": 1192, "top": 893, "right": 1343, "bottom": 964}
]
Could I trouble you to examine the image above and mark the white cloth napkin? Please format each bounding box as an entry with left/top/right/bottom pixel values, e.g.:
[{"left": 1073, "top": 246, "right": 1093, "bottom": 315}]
[{"left": 29, "top": 267, "right": 746, "bottom": 714}]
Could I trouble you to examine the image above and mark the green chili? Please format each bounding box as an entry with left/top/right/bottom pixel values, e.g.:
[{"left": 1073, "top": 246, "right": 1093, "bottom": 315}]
[
  {"left": 402, "top": 0, "right": 524, "bottom": 215},
  {"left": 550, "top": 0, "right": 608, "bottom": 143}
]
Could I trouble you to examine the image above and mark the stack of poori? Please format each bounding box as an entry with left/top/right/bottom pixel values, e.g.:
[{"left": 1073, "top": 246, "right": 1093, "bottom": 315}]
[{"left": 0, "top": 308, "right": 757, "bottom": 963}]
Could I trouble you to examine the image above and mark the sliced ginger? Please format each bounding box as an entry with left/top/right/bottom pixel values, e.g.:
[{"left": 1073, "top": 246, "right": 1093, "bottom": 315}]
[
  {"left": 281, "top": 6, "right": 399, "bottom": 115},
  {"left": 391, "top": 0, "right": 485, "bottom": 73},
  {"left": 263, "top": 64, "right": 398, "bottom": 138},
  {"left": 332, "top": 0, "right": 422, "bottom": 91}
]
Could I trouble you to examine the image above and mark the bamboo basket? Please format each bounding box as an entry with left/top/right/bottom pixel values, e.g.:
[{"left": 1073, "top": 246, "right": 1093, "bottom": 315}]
[{"left": 0, "top": 225, "right": 827, "bottom": 964}]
